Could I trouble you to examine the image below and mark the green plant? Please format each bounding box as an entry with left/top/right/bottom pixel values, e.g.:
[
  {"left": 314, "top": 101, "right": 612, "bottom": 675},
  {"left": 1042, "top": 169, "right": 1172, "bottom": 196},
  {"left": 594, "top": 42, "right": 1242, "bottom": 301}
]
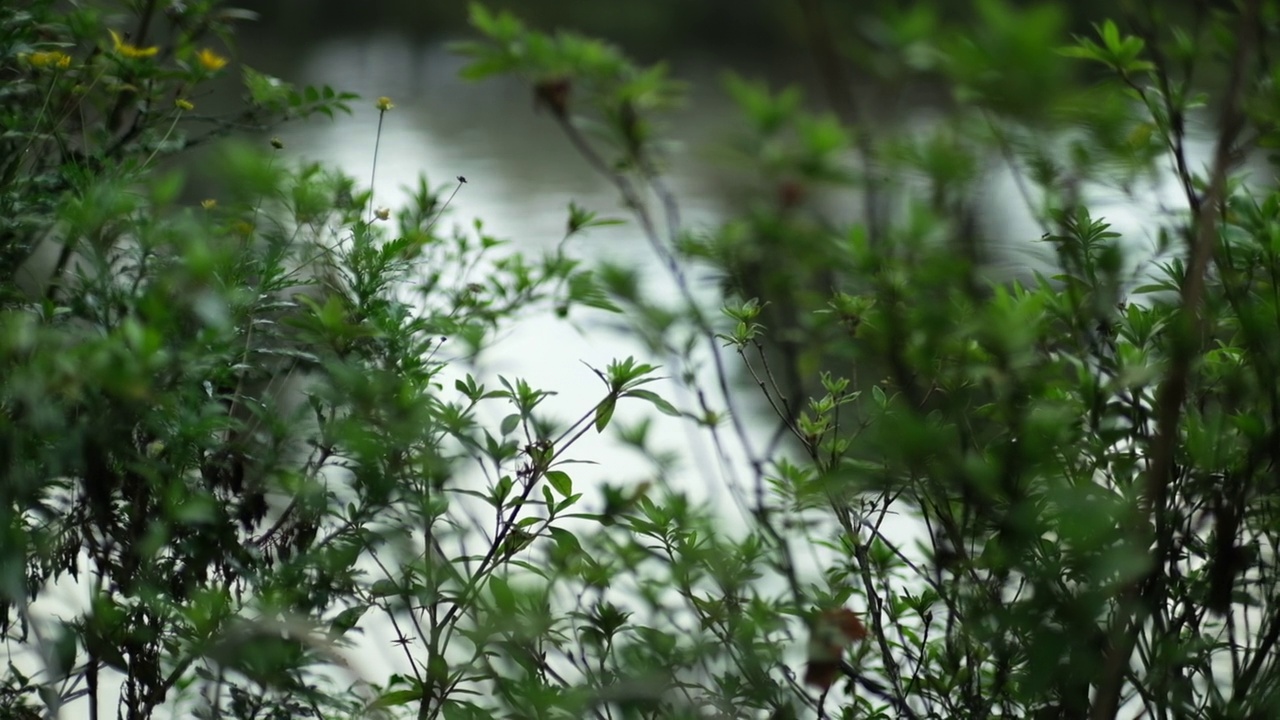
[
  {"left": 0, "top": 3, "right": 608, "bottom": 719},
  {"left": 453, "top": 1, "right": 1280, "bottom": 718},
  {"left": 8, "top": 0, "right": 1280, "bottom": 719},
  {"left": 1, "top": 0, "right": 355, "bottom": 293}
]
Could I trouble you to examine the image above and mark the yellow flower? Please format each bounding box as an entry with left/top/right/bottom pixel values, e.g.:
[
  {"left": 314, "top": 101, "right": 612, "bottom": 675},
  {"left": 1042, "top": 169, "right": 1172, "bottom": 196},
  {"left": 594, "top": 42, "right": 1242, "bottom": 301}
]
[
  {"left": 196, "top": 48, "right": 228, "bottom": 72},
  {"left": 376, "top": 96, "right": 394, "bottom": 111},
  {"left": 175, "top": 98, "right": 194, "bottom": 111},
  {"left": 374, "top": 207, "right": 391, "bottom": 221},
  {"left": 270, "top": 137, "right": 284, "bottom": 150},
  {"left": 109, "top": 29, "right": 158, "bottom": 59},
  {"left": 201, "top": 199, "right": 217, "bottom": 210},
  {"left": 25, "top": 51, "right": 73, "bottom": 69}
]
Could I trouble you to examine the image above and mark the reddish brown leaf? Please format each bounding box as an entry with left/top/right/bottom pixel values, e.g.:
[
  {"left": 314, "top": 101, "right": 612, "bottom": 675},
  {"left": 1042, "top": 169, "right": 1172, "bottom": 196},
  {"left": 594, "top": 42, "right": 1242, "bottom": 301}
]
[
  {"left": 804, "top": 607, "right": 868, "bottom": 690},
  {"left": 804, "top": 660, "right": 840, "bottom": 691},
  {"left": 826, "top": 608, "right": 868, "bottom": 642}
]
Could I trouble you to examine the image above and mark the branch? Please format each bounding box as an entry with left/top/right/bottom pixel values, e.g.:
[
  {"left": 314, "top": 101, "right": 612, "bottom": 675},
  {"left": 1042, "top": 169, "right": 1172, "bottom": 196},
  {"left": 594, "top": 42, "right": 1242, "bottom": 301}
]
[
  {"left": 1090, "top": 2, "right": 1259, "bottom": 717},
  {"left": 837, "top": 659, "right": 920, "bottom": 719}
]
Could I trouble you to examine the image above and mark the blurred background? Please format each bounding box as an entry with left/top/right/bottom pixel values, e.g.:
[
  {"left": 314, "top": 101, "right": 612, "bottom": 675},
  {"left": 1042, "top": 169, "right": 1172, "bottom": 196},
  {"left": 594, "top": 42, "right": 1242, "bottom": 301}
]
[
  {"left": 210, "top": 0, "right": 1217, "bottom": 476},
  {"left": 221, "top": 0, "right": 1224, "bottom": 269}
]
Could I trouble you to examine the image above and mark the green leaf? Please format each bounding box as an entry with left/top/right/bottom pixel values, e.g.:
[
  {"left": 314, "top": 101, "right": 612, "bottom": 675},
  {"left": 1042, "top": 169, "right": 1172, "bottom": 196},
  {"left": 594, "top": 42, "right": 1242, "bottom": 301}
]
[
  {"left": 566, "top": 271, "right": 623, "bottom": 313},
  {"left": 242, "top": 66, "right": 293, "bottom": 109},
  {"left": 455, "top": 47, "right": 520, "bottom": 81},
  {"left": 871, "top": 384, "right": 887, "bottom": 407},
  {"left": 1099, "top": 19, "right": 1121, "bottom": 53},
  {"left": 493, "top": 475, "right": 515, "bottom": 505},
  {"left": 548, "top": 526, "right": 583, "bottom": 556},
  {"left": 1057, "top": 40, "right": 1104, "bottom": 61},
  {"left": 500, "top": 413, "right": 521, "bottom": 435},
  {"left": 329, "top": 605, "right": 369, "bottom": 635},
  {"left": 546, "top": 470, "right": 572, "bottom": 496},
  {"left": 556, "top": 493, "right": 582, "bottom": 513},
  {"left": 370, "top": 579, "right": 399, "bottom": 598},
  {"left": 489, "top": 575, "right": 516, "bottom": 613},
  {"left": 374, "top": 688, "right": 424, "bottom": 708},
  {"left": 624, "top": 388, "right": 680, "bottom": 417},
  {"left": 594, "top": 396, "right": 616, "bottom": 433}
]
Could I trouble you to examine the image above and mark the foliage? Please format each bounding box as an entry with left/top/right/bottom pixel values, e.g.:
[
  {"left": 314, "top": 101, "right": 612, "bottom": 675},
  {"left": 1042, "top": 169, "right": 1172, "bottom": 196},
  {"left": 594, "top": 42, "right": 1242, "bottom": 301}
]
[
  {"left": 454, "top": 1, "right": 1280, "bottom": 718},
  {"left": 1, "top": 2, "right": 605, "bottom": 718},
  {"left": 4, "top": 0, "right": 1280, "bottom": 719},
  {"left": 0, "top": 0, "right": 355, "bottom": 298}
]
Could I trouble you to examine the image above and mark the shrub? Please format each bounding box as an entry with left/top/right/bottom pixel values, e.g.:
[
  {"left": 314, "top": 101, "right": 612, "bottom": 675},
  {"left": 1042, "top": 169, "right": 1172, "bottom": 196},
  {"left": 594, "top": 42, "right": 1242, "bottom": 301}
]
[
  {"left": 5, "top": 1, "right": 1280, "bottom": 719},
  {"left": 1, "top": 3, "right": 599, "bottom": 718},
  {"left": 455, "top": 1, "right": 1280, "bottom": 718}
]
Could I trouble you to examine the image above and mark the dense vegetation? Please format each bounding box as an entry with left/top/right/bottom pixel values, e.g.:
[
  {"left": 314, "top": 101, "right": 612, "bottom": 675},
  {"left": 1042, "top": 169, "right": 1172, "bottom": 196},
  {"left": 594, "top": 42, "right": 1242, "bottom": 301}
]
[{"left": 3, "top": 0, "right": 1280, "bottom": 718}]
